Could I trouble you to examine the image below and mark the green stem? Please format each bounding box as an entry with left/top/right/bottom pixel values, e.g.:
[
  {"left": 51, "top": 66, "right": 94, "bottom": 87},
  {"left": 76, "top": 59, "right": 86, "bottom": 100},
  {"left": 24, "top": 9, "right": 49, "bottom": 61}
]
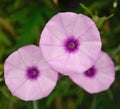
[
  {"left": 90, "top": 95, "right": 97, "bottom": 109},
  {"left": 33, "top": 101, "right": 38, "bottom": 109},
  {"left": 80, "top": 3, "right": 94, "bottom": 16}
]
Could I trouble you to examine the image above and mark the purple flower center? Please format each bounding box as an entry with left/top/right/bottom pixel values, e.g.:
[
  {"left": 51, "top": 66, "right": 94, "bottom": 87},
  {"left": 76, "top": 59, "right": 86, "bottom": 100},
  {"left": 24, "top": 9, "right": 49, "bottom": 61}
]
[
  {"left": 26, "top": 66, "right": 40, "bottom": 80},
  {"left": 64, "top": 37, "right": 79, "bottom": 53},
  {"left": 84, "top": 66, "right": 96, "bottom": 78}
]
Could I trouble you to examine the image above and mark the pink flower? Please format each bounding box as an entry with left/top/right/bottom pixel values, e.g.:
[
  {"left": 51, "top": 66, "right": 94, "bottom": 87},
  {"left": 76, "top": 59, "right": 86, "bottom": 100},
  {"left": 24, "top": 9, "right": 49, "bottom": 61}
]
[
  {"left": 70, "top": 51, "right": 115, "bottom": 93},
  {"left": 4, "top": 45, "right": 58, "bottom": 101},
  {"left": 40, "top": 12, "right": 102, "bottom": 75}
]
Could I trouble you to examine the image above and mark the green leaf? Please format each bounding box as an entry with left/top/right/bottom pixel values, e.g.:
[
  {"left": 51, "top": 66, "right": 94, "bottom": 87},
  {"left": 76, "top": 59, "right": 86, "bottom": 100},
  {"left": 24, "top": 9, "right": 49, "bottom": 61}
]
[{"left": 0, "top": 32, "right": 12, "bottom": 46}]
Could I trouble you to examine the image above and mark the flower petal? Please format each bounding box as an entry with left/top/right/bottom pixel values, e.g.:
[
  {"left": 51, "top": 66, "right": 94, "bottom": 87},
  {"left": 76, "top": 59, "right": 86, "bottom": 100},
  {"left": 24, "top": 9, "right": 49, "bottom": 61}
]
[
  {"left": 40, "top": 27, "right": 63, "bottom": 46},
  {"left": 5, "top": 51, "right": 26, "bottom": 70},
  {"left": 40, "top": 45, "right": 66, "bottom": 62},
  {"left": 63, "top": 52, "right": 93, "bottom": 75},
  {"left": 80, "top": 41, "right": 101, "bottom": 60},
  {"left": 40, "top": 12, "right": 102, "bottom": 76},
  {"left": 45, "top": 13, "right": 67, "bottom": 41},
  {"left": 70, "top": 51, "right": 115, "bottom": 93},
  {"left": 59, "top": 12, "right": 78, "bottom": 36},
  {"left": 4, "top": 45, "right": 58, "bottom": 101},
  {"left": 72, "top": 14, "right": 95, "bottom": 38},
  {"left": 78, "top": 23, "right": 101, "bottom": 42}
]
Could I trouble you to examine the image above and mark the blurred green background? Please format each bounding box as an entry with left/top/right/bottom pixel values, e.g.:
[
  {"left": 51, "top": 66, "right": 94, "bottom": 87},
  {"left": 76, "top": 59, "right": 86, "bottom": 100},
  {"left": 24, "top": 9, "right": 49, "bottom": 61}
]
[{"left": 0, "top": 0, "right": 120, "bottom": 109}]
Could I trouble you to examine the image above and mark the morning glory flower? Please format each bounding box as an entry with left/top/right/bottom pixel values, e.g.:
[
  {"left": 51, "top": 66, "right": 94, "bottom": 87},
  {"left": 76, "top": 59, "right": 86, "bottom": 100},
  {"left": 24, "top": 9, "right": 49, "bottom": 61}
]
[
  {"left": 4, "top": 45, "right": 58, "bottom": 101},
  {"left": 70, "top": 51, "right": 115, "bottom": 93},
  {"left": 40, "top": 12, "right": 102, "bottom": 75}
]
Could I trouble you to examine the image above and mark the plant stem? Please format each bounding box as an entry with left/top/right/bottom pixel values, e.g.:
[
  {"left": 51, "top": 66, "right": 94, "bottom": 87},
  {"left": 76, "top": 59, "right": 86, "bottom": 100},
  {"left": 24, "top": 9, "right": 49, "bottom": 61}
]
[
  {"left": 33, "top": 101, "right": 38, "bottom": 109},
  {"left": 90, "top": 95, "right": 97, "bottom": 109}
]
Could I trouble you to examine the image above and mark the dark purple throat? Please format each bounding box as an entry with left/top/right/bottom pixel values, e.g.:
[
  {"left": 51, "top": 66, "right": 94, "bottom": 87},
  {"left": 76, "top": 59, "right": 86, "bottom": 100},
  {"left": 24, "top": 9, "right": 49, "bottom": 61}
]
[
  {"left": 64, "top": 36, "right": 79, "bottom": 53},
  {"left": 84, "top": 66, "right": 96, "bottom": 78},
  {"left": 26, "top": 66, "right": 40, "bottom": 80}
]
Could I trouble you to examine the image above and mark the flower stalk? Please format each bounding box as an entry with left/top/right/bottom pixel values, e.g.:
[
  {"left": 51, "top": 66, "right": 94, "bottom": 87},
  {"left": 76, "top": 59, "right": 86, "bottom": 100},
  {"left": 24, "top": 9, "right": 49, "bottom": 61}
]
[{"left": 33, "top": 101, "right": 38, "bottom": 109}]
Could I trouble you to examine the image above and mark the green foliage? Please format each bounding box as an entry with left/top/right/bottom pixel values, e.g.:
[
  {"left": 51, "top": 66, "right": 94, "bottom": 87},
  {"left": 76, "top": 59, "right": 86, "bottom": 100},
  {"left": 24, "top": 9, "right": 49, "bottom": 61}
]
[{"left": 0, "top": 0, "right": 120, "bottom": 109}]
